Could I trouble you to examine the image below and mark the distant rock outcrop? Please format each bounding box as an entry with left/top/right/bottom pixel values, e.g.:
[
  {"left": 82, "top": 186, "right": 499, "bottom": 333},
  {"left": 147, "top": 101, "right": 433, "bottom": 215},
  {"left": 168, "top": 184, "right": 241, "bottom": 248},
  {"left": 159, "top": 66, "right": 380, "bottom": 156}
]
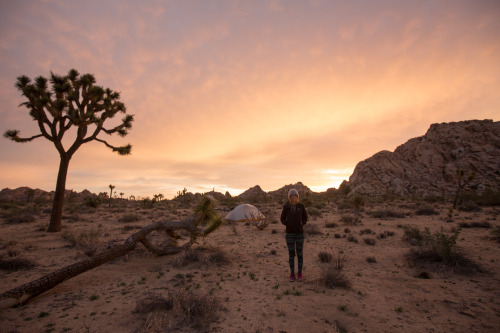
[
  {"left": 236, "top": 185, "right": 268, "bottom": 201},
  {"left": 268, "top": 182, "right": 313, "bottom": 199},
  {"left": 349, "top": 119, "right": 500, "bottom": 197},
  {"left": 0, "top": 187, "right": 95, "bottom": 202}
]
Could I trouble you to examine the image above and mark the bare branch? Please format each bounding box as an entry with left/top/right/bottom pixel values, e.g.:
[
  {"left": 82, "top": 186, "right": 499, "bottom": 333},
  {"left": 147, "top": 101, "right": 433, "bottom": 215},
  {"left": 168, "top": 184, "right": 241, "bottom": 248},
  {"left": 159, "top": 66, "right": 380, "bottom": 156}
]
[{"left": 3, "top": 130, "right": 44, "bottom": 143}]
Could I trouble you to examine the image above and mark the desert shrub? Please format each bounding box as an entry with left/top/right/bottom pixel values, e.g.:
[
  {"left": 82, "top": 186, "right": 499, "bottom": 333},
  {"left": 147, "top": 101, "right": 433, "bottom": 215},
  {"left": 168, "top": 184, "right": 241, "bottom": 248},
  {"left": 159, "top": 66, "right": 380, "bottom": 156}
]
[
  {"left": 334, "top": 234, "right": 341, "bottom": 238},
  {"left": 250, "top": 218, "right": 271, "bottom": 230},
  {"left": 417, "top": 271, "right": 432, "bottom": 279},
  {"left": 340, "top": 214, "right": 360, "bottom": 225},
  {"left": 207, "top": 251, "right": 230, "bottom": 266},
  {"left": 369, "top": 210, "right": 405, "bottom": 219},
  {"left": 405, "top": 247, "right": 481, "bottom": 275},
  {"left": 415, "top": 205, "right": 439, "bottom": 216},
  {"left": 489, "top": 226, "right": 500, "bottom": 243},
  {"left": 0, "top": 256, "right": 37, "bottom": 271},
  {"left": 134, "top": 291, "right": 219, "bottom": 330},
  {"left": 458, "top": 221, "right": 491, "bottom": 228},
  {"left": 402, "top": 225, "right": 430, "bottom": 246},
  {"left": 347, "top": 235, "right": 358, "bottom": 243},
  {"left": 403, "top": 227, "right": 482, "bottom": 274},
  {"left": 118, "top": 213, "right": 141, "bottom": 223},
  {"left": 458, "top": 201, "right": 481, "bottom": 212},
  {"left": 344, "top": 228, "right": 350, "bottom": 233},
  {"left": 5, "top": 212, "right": 36, "bottom": 224},
  {"left": 84, "top": 196, "right": 101, "bottom": 208},
  {"left": 385, "top": 231, "right": 395, "bottom": 236},
  {"left": 173, "top": 249, "right": 201, "bottom": 267},
  {"left": 318, "top": 253, "right": 350, "bottom": 289},
  {"left": 363, "top": 238, "right": 376, "bottom": 246},
  {"left": 304, "top": 224, "right": 323, "bottom": 235},
  {"left": 359, "top": 228, "right": 373, "bottom": 235},
  {"left": 313, "top": 201, "right": 327, "bottom": 210},
  {"left": 0, "top": 202, "right": 19, "bottom": 210},
  {"left": 366, "top": 256, "right": 377, "bottom": 263},
  {"left": 62, "top": 227, "right": 102, "bottom": 257},
  {"left": 325, "top": 222, "right": 338, "bottom": 228},
  {"left": 308, "top": 207, "right": 322, "bottom": 217},
  {"left": 318, "top": 251, "right": 333, "bottom": 263}
]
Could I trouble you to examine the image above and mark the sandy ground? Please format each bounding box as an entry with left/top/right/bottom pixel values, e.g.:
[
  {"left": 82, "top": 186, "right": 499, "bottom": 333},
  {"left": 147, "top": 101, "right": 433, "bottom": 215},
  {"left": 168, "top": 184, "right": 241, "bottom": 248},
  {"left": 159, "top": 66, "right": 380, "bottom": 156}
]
[{"left": 0, "top": 199, "right": 499, "bottom": 333}]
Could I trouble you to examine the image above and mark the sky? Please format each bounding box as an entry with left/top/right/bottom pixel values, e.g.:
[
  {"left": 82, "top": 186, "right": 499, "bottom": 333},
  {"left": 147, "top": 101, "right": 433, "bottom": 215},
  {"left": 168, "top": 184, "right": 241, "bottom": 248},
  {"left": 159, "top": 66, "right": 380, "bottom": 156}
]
[{"left": 0, "top": 0, "right": 499, "bottom": 199}]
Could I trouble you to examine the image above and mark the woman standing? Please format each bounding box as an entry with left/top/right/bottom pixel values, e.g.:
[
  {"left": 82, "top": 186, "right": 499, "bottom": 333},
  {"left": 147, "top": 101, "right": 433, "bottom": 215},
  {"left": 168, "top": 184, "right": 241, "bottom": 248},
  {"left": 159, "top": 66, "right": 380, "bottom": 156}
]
[{"left": 280, "top": 188, "right": 308, "bottom": 282}]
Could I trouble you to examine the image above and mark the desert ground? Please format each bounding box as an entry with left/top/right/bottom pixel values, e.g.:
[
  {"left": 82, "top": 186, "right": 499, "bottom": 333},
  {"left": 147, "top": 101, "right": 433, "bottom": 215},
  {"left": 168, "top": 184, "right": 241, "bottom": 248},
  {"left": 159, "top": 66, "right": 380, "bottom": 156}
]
[{"left": 0, "top": 197, "right": 499, "bottom": 333}]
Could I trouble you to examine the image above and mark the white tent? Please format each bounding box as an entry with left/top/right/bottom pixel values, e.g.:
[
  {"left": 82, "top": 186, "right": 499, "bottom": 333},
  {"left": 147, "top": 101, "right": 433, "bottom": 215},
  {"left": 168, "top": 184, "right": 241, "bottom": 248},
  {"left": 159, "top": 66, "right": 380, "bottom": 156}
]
[{"left": 225, "top": 204, "right": 265, "bottom": 222}]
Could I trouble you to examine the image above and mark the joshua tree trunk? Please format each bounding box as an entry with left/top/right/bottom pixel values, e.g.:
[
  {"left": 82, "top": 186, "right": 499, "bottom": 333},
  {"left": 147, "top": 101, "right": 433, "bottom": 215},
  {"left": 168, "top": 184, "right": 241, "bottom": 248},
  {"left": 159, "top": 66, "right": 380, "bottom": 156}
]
[
  {"left": 48, "top": 155, "right": 71, "bottom": 232},
  {"left": 0, "top": 219, "right": 202, "bottom": 309}
]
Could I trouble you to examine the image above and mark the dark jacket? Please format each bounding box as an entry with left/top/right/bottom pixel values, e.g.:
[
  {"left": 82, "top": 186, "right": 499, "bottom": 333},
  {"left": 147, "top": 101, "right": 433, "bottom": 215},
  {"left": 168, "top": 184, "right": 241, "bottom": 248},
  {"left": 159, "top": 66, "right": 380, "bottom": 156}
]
[{"left": 280, "top": 202, "right": 308, "bottom": 234}]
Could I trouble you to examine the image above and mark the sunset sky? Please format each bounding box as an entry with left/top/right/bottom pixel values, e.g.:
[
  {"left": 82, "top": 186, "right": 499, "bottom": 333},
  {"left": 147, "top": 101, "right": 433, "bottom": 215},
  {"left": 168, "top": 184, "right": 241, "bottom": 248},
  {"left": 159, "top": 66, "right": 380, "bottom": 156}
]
[{"left": 0, "top": 0, "right": 499, "bottom": 199}]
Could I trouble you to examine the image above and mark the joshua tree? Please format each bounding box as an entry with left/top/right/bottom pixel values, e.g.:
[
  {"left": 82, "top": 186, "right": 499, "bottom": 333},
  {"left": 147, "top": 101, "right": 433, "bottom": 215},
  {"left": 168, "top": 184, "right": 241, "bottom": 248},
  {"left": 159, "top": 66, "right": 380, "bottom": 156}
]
[
  {"left": 4, "top": 69, "right": 133, "bottom": 232},
  {"left": 119, "top": 192, "right": 124, "bottom": 199},
  {"left": 109, "top": 184, "right": 115, "bottom": 207}
]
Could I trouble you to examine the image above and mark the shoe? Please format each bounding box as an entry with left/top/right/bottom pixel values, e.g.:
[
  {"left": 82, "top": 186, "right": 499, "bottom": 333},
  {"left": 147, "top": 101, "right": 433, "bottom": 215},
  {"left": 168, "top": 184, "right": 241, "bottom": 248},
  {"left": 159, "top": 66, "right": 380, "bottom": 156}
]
[
  {"left": 297, "top": 273, "right": 303, "bottom": 281},
  {"left": 289, "top": 273, "right": 295, "bottom": 282}
]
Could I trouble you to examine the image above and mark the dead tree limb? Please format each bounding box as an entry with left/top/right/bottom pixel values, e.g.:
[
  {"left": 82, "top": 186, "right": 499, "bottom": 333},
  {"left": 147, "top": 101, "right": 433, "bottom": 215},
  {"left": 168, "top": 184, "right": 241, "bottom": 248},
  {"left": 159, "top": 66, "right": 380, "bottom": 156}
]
[{"left": 0, "top": 207, "right": 221, "bottom": 309}]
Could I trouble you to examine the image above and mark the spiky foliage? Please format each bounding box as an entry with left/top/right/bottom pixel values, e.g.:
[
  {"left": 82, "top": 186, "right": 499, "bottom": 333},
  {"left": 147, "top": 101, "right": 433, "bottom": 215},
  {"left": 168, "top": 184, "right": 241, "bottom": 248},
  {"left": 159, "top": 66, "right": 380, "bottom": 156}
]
[
  {"left": 4, "top": 69, "right": 134, "bottom": 232},
  {"left": 193, "top": 195, "right": 224, "bottom": 236}
]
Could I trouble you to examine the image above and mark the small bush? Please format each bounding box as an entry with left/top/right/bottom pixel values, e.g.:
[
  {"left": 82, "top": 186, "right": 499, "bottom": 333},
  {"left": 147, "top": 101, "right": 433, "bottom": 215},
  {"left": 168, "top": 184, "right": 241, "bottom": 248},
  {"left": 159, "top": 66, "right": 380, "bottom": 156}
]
[
  {"left": 370, "top": 210, "right": 405, "bottom": 219},
  {"left": 347, "top": 235, "right": 358, "bottom": 243},
  {"left": 417, "top": 271, "right": 431, "bottom": 279},
  {"left": 363, "top": 238, "right": 376, "bottom": 246},
  {"left": 250, "top": 218, "right": 271, "bottom": 230},
  {"left": 207, "top": 251, "right": 230, "bottom": 266},
  {"left": 308, "top": 207, "right": 322, "bottom": 217},
  {"left": 415, "top": 205, "right": 439, "bottom": 216},
  {"left": 458, "top": 201, "right": 481, "bottom": 212},
  {"left": 62, "top": 227, "right": 102, "bottom": 257},
  {"left": 318, "top": 251, "right": 333, "bottom": 263},
  {"left": 340, "top": 214, "right": 360, "bottom": 225},
  {"left": 334, "top": 233, "right": 341, "bottom": 238},
  {"left": 366, "top": 256, "right": 376, "bottom": 263},
  {"left": 344, "top": 228, "right": 350, "bottom": 234},
  {"left": 135, "top": 290, "right": 219, "bottom": 330},
  {"left": 359, "top": 228, "right": 373, "bottom": 235},
  {"left": 402, "top": 225, "right": 430, "bottom": 246},
  {"left": 325, "top": 222, "right": 338, "bottom": 228},
  {"left": 173, "top": 249, "right": 201, "bottom": 267},
  {"left": 304, "top": 224, "right": 323, "bottom": 235},
  {"left": 318, "top": 262, "right": 351, "bottom": 289},
  {"left": 489, "top": 226, "right": 500, "bottom": 243},
  {"left": 458, "top": 222, "right": 491, "bottom": 228},
  {"left": 84, "top": 196, "right": 101, "bottom": 208},
  {"left": 118, "top": 213, "right": 141, "bottom": 223},
  {"left": 0, "top": 256, "right": 37, "bottom": 271},
  {"left": 5, "top": 212, "right": 36, "bottom": 224}
]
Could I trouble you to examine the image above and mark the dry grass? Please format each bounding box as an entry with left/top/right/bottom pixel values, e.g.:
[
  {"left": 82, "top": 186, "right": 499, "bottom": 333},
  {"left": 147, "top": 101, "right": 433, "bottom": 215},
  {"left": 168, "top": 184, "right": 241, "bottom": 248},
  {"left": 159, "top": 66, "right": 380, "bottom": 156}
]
[
  {"left": 61, "top": 227, "right": 103, "bottom": 257},
  {"left": 249, "top": 218, "right": 271, "bottom": 230},
  {"left": 134, "top": 290, "right": 220, "bottom": 331}
]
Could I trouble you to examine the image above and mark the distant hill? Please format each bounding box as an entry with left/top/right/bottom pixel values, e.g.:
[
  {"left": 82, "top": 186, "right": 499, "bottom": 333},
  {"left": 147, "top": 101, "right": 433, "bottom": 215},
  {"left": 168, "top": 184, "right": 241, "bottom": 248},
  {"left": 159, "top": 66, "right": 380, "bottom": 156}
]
[
  {"left": 0, "top": 187, "right": 95, "bottom": 202},
  {"left": 348, "top": 119, "right": 500, "bottom": 197}
]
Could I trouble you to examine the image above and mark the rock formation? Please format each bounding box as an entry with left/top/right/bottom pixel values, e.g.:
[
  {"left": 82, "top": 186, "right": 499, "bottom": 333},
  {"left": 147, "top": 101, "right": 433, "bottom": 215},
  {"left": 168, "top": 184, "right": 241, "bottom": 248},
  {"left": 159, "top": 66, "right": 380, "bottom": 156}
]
[{"left": 348, "top": 119, "right": 500, "bottom": 197}]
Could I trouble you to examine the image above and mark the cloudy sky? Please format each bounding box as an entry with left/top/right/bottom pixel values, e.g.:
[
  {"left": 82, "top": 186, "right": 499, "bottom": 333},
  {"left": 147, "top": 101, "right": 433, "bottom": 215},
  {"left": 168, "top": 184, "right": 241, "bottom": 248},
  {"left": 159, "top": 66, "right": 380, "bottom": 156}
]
[{"left": 0, "top": 0, "right": 499, "bottom": 199}]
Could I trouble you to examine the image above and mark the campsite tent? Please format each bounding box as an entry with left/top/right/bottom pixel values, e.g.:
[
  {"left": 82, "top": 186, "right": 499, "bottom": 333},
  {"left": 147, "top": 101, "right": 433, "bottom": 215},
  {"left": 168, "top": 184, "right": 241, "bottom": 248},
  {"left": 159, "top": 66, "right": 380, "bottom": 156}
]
[{"left": 225, "top": 204, "right": 265, "bottom": 222}]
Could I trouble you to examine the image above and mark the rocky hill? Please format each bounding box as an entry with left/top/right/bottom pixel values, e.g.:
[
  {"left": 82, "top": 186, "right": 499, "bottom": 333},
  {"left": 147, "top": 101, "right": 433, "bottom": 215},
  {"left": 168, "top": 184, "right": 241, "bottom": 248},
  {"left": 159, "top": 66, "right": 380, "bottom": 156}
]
[
  {"left": 348, "top": 119, "right": 500, "bottom": 197},
  {"left": 0, "top": 187, "right": 95, "bottom": 203}
]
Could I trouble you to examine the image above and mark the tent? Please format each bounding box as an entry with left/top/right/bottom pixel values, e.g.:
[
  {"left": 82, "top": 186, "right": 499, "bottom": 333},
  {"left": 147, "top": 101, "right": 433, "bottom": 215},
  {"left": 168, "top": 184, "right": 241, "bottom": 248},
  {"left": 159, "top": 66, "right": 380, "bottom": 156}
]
[{"left": 225, "top": 204, "right": 265, "bottom": 222}]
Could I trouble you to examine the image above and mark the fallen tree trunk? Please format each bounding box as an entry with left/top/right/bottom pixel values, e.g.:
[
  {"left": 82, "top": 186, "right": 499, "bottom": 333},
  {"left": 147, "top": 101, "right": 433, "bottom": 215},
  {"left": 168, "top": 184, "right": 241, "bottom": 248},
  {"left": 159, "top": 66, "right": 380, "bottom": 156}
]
[{"left": 0, "top": 218, "right": 204, "bottom": 309}]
